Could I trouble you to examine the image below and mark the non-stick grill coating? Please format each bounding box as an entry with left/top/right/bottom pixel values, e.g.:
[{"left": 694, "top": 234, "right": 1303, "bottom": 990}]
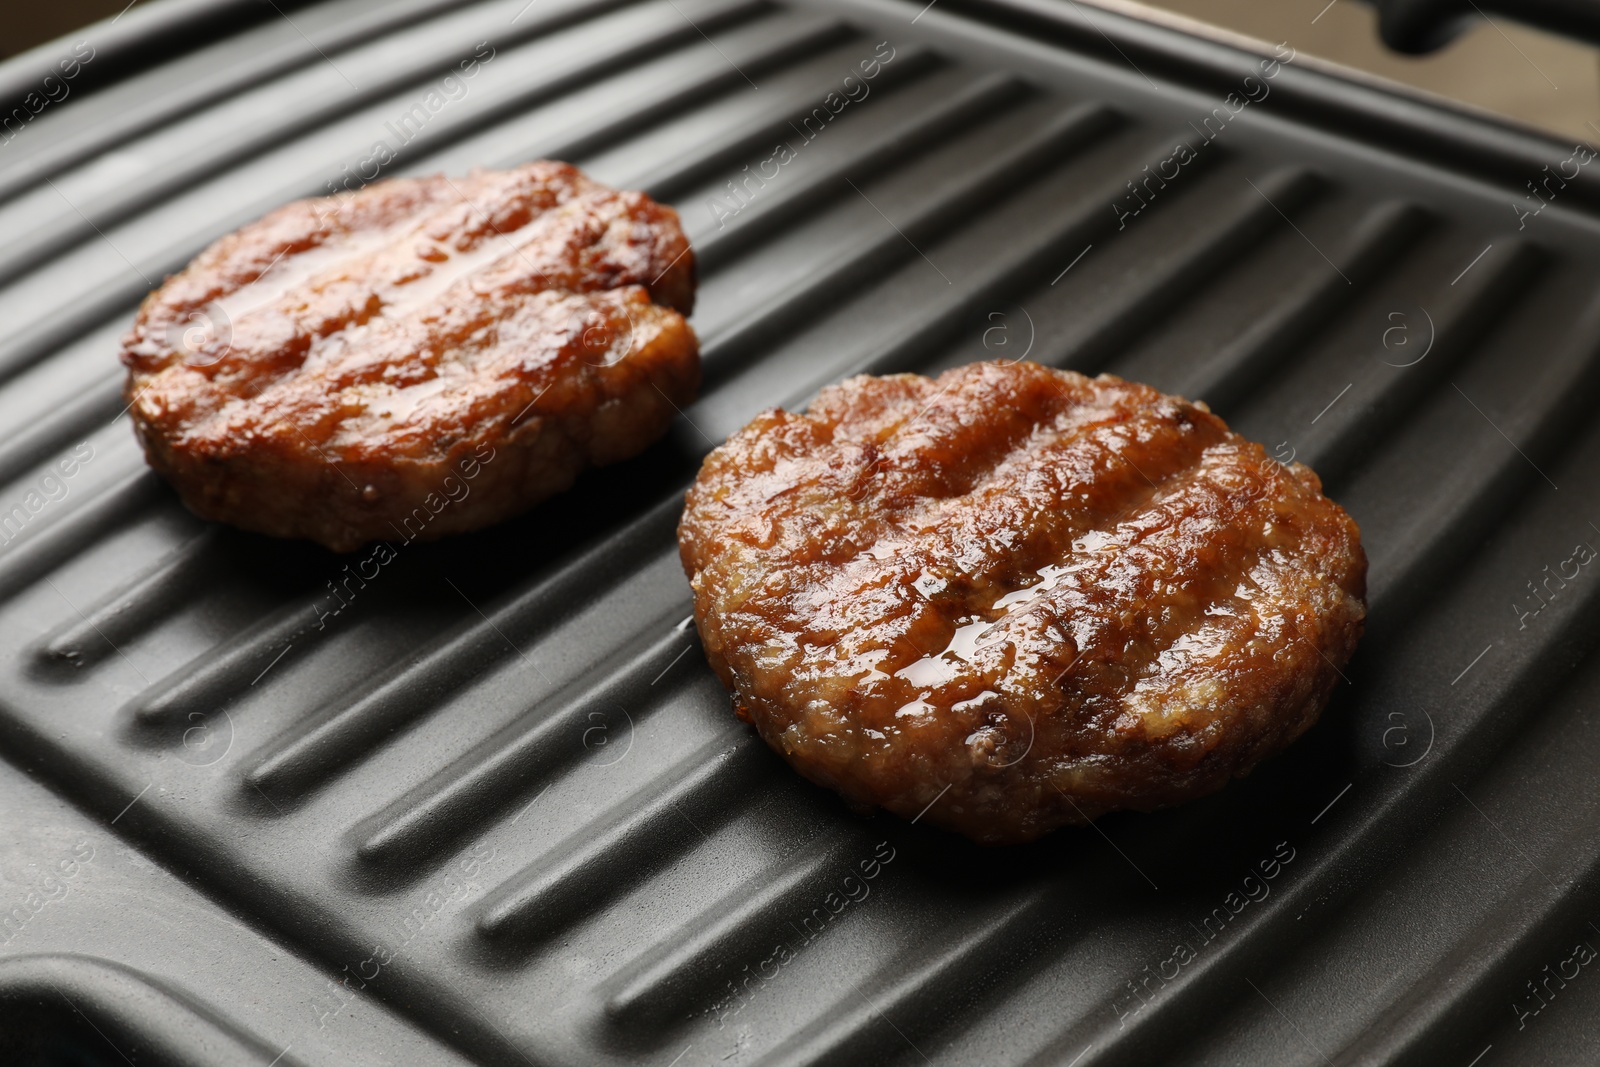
[{"left": 2, "top": 0, "right": 1600, "bottom": 1064}]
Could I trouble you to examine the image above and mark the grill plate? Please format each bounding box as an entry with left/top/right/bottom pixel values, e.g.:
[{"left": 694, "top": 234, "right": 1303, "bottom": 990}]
[{"left": 2, "top": 1, "right": 1600, "bottom": 1065}]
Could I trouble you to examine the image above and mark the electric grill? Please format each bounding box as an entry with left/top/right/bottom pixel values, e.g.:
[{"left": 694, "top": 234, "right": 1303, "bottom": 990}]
[{"left": 2, "top": 0, "right": 1600, "bottom": 1063}]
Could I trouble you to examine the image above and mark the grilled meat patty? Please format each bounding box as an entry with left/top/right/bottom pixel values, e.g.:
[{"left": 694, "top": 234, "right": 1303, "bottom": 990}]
[
  {"left": 678, "top": 361, "right": 1366, "bottom": 844},
  {"left": 121, "top": 161, "right": 698, "bottom": 552}
]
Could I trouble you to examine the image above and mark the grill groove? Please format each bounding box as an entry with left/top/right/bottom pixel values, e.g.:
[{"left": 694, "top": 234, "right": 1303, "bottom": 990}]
[
  {"left": 352, "top": 616, "right": 701, "bottom": 877},
  {"left": 474, "top": 730, "right": 769, "bottom": 945},
  {"left": 242, "top": 497, "right": 685, "bottom": 800}
]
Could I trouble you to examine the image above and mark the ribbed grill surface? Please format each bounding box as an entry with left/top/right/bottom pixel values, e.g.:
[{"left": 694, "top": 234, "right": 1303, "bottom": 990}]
[{"left": 3, "top": 0, "right": 1600, "bottom": 1064}]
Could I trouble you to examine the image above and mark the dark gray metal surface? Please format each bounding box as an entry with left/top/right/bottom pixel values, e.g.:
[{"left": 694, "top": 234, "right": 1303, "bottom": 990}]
[{"left": 2, "top": 0, "right": 1600, "bottom": 1064}]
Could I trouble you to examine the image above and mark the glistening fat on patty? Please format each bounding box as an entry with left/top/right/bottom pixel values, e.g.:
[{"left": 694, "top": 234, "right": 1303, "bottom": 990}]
[
  {"left": 121, "top": 161, "right": 699, "bottom": 552},
  {"left": 678, "top": 360, "right": 1366, "bottom": 845}
]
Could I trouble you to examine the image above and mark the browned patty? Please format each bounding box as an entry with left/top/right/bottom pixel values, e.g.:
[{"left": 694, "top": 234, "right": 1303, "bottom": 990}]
[
  {"left": 121, "top": 161, "right": 698, "bottom": 552},
  {"left": 678, "top": 361, "right": 1366, "bottom": 844}
]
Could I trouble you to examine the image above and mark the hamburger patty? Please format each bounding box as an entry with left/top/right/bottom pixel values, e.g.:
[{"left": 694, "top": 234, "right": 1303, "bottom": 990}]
[
  {"left": 121, "top": 161, "right": 698, "bottom": 552},
  {"left": 678, "top": 361, "right": 1366, "bottom": 844}
]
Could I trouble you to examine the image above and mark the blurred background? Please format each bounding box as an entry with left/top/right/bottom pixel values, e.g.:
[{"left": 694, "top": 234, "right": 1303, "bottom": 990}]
[
  {"left": 1147, "top": 0, "right": 1600, "bottom": 143},
  {"left": 4, "top": 0, "right": 1598, "bottom": 142},
  {"left": 4, "top": 0, "right": 151, "bottom": 61}
]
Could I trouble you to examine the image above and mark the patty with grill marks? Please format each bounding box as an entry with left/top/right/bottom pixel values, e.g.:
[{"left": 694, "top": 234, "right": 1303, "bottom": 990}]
[
  {"left": 678, "top": 360, "right": 1366, "bottom": 844},
  {"left": 121, "top": 161, "right": 698, "bottom": 552}
]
